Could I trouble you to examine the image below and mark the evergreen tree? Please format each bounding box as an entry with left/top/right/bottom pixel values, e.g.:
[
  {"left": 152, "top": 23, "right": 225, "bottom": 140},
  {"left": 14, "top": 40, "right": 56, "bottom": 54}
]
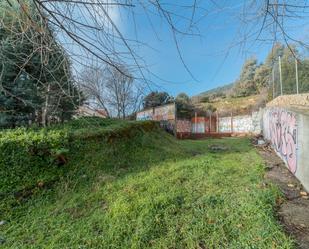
[
  {"left": 175, "top": 93, "right": 193, "bottom": 118},
  {"left": 254, "top": 64, "right": 271, "bottom": 92},
  {"left": 298, "top": 58, "right": 309, "bottom": 93},
  {"left": 265, "top": 43, "right": 285, "bottom": 67},
  {"left": 143, "top": 91, "right": 173, "bottom": 108},
  {"left": 0, "top": 1, "right": 82, "bottom": 127},
  {"left": 233, "top": 57, "right": 258, "bottom": 97}
]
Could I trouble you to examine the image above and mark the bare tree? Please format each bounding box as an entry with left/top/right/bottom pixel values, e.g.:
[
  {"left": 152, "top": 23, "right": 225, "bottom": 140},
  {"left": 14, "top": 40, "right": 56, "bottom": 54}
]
[
  {"left": 5, "top": 1, "right": 307, "bottom": 74},
  {"left": 106, "top": 65, "right": 143, "bottom": 118},
  {"left": 234, "top": 1, "right": 309, "bottom": 56},
  {"left": 1, "top": 0, "right": 308, "bottom": 113},
  {"left": 79, "top": 63, "right": 143, "bottom": 118},
  {"left": 79, "top": 65, "right": 111, "bottom": 117}
]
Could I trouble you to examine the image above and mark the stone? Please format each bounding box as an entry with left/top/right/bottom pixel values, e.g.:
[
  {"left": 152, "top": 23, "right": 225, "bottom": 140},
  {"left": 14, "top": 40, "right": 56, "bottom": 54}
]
[
  {"left": 208, "top": 144, "right": 228, "bottom": 152},
  {"left": 258, "top": 139, "right": 265, "bottom": 145}
]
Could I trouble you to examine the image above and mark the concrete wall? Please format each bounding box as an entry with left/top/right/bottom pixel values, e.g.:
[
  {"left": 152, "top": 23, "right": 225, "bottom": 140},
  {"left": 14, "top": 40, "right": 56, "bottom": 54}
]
[
  {"left": 218, "top": 111, "right": 261, "bottom": 134},
  {"left": 218, "top": 116, "right": 232, "bottom": 133},
  {"left": 176, "top": 120, "right": 191, "bottom": 133},
  {"left": 262, "top": 107, "right": 309, "bottom": 191},
  {"left": 136, "top": 108, "right": 153, "bottom": 120},
  {"left": 136, "top": 104, "right": 176, "bottom": 134}
]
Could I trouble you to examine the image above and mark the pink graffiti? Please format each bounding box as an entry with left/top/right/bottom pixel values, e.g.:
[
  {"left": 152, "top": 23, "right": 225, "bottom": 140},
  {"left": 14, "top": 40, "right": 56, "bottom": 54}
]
[{"left": 269, "top": 109, "right": 297, "bottom": 174}]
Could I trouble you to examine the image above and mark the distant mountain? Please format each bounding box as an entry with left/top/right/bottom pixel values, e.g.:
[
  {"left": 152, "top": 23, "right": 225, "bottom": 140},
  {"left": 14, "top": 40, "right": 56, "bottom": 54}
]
[
  {"left": 198, "top": 83, "right": 234, "bottom": 96},
  {"left": 192, "top": 83, "right": 234, "bottom": 102}
]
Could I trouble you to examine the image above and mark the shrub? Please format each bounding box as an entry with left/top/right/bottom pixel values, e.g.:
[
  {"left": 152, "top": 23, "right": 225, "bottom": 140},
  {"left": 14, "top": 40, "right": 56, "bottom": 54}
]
[
  {"left": 0, "top": 128, "right": 69, "bottom": 194},
  {"left": 0, "top": 118, "right": 158, "bottom": 195}
]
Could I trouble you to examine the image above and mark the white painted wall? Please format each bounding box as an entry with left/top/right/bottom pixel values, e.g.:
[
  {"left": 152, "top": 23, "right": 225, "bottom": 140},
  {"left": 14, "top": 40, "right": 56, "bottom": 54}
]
[{"left": 218, "top": 111, "right": 262, "bottom": 134}]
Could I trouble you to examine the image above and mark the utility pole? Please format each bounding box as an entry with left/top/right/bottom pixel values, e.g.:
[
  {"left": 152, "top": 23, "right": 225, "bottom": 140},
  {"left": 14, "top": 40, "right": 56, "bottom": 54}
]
[
  {"left": 279, "top": 56, "right": 283, "bottom": 96},
  {"left": 295, "top": 58, "right": 299, "bottom": 94}
]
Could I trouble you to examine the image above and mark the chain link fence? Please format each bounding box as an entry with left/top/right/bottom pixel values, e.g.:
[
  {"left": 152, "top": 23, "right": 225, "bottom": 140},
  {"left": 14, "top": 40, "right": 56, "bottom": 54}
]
[{"left": 272, "top": 57, "right": 309, "bottom": 98}]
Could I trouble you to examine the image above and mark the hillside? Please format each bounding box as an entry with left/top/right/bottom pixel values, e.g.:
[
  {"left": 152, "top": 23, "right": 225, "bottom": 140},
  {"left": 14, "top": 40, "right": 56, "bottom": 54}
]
[
  {"left": 192, "top": 83, "right": 234, "bottom": 102},
  {"left": 191, "top": 81, "right": 267, "bottom": 115},
  {"left": 0, "top": 118, "right": 295, "bottom": 248},
  {"left": 196, "top": 94, "right": 267, "bottom": 115}
]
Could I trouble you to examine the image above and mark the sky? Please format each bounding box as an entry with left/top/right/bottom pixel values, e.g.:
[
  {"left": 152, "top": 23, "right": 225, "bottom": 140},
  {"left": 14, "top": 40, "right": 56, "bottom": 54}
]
[
  {"left": 116, "top": 1, "right": 309, "bottom": 97},
  {"left": 57, "top": 0, "right": 309, "bottom": 98}
]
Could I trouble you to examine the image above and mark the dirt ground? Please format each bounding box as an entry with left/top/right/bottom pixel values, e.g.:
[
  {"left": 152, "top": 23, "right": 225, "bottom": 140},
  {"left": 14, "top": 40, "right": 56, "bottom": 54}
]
[{"left": 257, "top": 147, "right": 309, "bottom": 249}]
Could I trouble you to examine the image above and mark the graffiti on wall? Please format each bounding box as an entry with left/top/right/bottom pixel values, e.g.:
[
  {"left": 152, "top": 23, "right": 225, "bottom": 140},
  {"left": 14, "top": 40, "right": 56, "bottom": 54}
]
[
  {"left": 218, "top": 111, "right": 261, "bottom": 134},
  {"left": 191, "top": 117, "right": 205, "bottom": 133},
  {"left": 232, "top": 115, "right": 253, "bottom": 133},
  {"left": 153, "top": 104, "right": 175, "bottom": 121},
  {"left": 177, "top": 120, "right": 191, "bottom": 133},
  {"left": 136, "top": 103, "right": 176, "bottom": 134},
  {"left": 266, "top": 108, "right": 298, "bottom": 173},
  {"left": 136, "top": 109, "right": 153, "bottom": 120},
  {"left": 160, "top": 120, "right": 175, "bottom": 134},
  {"left": 218, "top": 117, "right": 232, "bottom": 132}
]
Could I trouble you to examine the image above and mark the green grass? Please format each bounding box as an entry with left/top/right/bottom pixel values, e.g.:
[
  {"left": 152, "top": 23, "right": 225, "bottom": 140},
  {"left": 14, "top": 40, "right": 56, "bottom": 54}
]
[
  {"left": 0, "top": 126, "right": 295, "bottom": 248},
  {"left": 0, "top": 118, "right": 156, "bottom": 195}
]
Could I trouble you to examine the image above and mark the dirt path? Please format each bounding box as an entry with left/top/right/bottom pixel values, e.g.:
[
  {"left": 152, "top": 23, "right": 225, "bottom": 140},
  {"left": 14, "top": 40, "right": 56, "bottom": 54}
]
[{"left": 257, "top": 147, "right": 309, "bottom": 249}]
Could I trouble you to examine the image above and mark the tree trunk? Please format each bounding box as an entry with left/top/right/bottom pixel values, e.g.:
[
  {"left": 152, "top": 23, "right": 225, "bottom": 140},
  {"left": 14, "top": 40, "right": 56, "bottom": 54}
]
[{"left": 42, "top": 83, "right": 51, "bottom": 127}]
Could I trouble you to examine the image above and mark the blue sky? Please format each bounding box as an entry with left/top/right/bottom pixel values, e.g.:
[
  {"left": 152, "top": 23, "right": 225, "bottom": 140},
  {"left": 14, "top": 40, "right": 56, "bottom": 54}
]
[
  {"left": 117, "top": 1, "right": 308, "bottom": 97},
  {"left": 59, "top": 1, "right": 308, "bottom": 98}
]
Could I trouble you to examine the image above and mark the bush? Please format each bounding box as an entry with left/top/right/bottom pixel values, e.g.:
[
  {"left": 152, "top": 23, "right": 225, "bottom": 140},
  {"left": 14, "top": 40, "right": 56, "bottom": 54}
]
[
  {"left": 0, "top": 118, "right": 158, "bottom": 195},
  {"left": 200, "top": 96, "right": 210, "bottom": 103},
  {"left": 0, "top": 128, "right": 69, "bottom": 194}
]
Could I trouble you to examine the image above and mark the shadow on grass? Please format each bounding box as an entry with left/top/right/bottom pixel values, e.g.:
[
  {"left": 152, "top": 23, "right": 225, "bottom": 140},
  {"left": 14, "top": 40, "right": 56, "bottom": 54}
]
[
  {"left": 179, "top": 137, "right": 252, "bottom": 156},
  {"left": 1, "top": 131, "right": 253, "bottom": 218}
]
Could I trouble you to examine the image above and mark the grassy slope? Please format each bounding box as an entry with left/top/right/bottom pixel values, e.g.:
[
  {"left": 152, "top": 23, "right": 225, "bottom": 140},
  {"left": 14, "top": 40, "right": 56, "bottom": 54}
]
[
  {"left": 196, "top": 94, "right": 263, "bottom": 114},
  {"left": 0, "top": 118, "right": 152, "bottom": 195},
  {"left": 1, "top": 125, "right": 295, "bottom": 248}
]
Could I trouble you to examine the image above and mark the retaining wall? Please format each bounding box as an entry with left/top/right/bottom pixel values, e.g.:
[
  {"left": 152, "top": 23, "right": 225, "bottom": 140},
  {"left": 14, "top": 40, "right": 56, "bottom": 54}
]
[
  {"left": 266, "top": 93, "right": 309, "bottom": 109},
  {"left": 262, "top": 107, "right": 309, "bottom": 191}
]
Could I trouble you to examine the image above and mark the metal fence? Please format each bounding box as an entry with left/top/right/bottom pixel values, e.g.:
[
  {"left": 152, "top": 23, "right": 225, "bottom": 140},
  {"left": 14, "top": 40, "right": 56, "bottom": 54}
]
[{"left": 272, "top": 56, "right": 309, "bottom": 98}]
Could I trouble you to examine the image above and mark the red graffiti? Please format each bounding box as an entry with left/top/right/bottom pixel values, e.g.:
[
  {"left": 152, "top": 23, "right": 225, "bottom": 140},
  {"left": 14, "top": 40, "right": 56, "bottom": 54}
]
[
  {"left": 177, "top": 120, "right": 191, "bottom": 133},
  {"left": 269, "top": 109, "right": 297, "bottom": 173}
]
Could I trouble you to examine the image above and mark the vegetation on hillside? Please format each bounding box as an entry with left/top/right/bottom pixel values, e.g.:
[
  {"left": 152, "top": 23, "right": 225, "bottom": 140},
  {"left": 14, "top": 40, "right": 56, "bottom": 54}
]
[
  {"left": 0, "top": 117, "right": 156, "bottom": 196},
  {"left": 197, "top": 94, "right": 264, "bottom": 116},
  {"left": 233, "top": 43, "right": 309, "bottom": 98},
  {"left": 193, "top": 43, "right": 309, "bottom": 114},
  {"left": 0, "top": 120, "right": 295, "bottom": 248}
]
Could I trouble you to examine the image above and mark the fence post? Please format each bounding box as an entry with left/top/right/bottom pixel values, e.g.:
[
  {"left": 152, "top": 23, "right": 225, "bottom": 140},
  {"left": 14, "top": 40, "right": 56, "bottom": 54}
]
[
  {"left": 174, "top": 102, "right": 177, "bottom": 138},
  {"left": 216, "top": 111, "right": 219, "bottom": 133},
  {"left": 194, "top": 112, "right": 197, "bottom": 133},
  {"left": 279, "top": 56, "right": 283, "bottom": 95},
  {"left": 209, "top": 112, "right": 212, "bottom": 133},
  {"left": 295, "top": 58, "right": 299, "bottom": 94},
  {"left": 272, "top": 68, "right": 275, "bottom": 99},
  {"left": 231, "top": 112, "right": 233, "bottom": 133}
]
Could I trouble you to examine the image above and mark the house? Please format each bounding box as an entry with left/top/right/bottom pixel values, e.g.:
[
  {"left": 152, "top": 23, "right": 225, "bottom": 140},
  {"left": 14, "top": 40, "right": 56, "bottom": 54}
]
[{"left": 76, "top": 105, "right": 107, "bottom": 118}]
